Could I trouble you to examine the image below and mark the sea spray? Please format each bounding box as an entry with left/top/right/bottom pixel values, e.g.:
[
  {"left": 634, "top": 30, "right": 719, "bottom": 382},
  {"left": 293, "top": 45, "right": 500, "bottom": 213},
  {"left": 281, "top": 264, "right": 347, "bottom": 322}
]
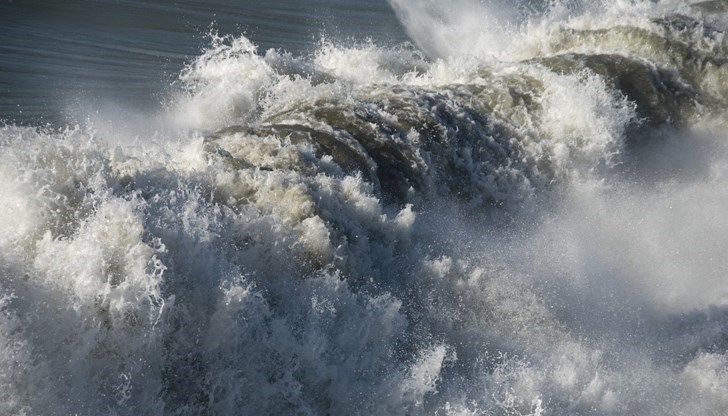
[{"left": 1, "top": 1, "right": 728, "bottom": 414}]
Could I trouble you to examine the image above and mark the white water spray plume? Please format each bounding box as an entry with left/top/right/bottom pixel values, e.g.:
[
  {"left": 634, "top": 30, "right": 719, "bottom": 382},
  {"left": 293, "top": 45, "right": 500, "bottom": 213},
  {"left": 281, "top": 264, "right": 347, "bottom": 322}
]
[{"left": 1, "top": 0, "right": 728, "bottom": 414}]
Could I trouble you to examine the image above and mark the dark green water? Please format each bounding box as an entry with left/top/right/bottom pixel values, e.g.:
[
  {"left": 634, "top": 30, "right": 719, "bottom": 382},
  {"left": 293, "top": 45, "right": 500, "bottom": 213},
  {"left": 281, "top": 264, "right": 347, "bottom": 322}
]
[{"left": 0, "top": 0, "right": 407, "bottom": 124}]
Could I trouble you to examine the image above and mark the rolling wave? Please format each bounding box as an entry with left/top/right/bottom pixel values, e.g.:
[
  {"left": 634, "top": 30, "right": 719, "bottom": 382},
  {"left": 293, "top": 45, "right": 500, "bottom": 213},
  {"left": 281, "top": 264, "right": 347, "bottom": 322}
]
[{"left": 1, "top": 1, "right": 728, "bottom": 415}]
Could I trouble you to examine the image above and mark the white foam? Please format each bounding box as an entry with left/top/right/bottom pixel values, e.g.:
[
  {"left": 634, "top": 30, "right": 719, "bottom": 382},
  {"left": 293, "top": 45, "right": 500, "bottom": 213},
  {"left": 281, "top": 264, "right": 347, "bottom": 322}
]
[
  {"left": 2, "top": 1, "right": 728, "bottom": 414},
  {"left": 174, "top": 35, "right": 276, "bottom": 130}
]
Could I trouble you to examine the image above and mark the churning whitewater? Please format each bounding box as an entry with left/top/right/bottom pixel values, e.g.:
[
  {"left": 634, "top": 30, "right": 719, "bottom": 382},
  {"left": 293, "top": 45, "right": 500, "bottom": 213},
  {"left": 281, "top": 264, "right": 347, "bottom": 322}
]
[{"left": 2, "top": 0, "right": 728, "bottom": 414}]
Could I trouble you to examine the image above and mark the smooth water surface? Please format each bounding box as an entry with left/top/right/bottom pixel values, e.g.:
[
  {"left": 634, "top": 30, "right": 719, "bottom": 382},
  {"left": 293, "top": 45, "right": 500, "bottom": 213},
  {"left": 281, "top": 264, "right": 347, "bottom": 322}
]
[{"left": 0, "top": 0, "right": 406, "bottom": 124}]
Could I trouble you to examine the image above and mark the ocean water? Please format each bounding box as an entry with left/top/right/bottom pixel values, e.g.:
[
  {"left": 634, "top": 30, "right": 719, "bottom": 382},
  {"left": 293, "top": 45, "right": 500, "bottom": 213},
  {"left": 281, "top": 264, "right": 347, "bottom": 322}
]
[
  {"left": 0, "top": 0, "right": 407, "bottom": 123},
  {"left": 1, "top": 0, "right": 728, "bottom": 415}
]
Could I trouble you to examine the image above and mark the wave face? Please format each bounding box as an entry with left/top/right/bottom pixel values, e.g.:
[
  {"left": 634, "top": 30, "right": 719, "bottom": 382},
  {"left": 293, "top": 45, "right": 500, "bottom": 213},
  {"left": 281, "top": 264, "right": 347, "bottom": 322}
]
[{"left": 2, "top": 1, "right": 728, "bottom": 415}]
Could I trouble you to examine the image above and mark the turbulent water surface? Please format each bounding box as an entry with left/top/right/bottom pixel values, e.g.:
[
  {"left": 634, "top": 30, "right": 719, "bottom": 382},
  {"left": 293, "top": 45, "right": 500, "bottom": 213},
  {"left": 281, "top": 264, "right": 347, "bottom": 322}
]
[{"left": 2, "top": 0, "right": 728, "bottom": 415}]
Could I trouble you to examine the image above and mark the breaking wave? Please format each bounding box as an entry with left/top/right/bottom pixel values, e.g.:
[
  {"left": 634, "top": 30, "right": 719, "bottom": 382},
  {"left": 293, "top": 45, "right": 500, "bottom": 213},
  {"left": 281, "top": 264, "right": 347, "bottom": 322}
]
[{"left": 2, "top": 1, "right": 728, "bottom": 414}]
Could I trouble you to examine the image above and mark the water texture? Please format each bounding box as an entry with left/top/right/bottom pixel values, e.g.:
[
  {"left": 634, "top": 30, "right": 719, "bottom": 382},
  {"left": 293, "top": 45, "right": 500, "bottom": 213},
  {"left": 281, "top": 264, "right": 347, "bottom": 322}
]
[{"left": 1, "top": 1, "right": 728, "bottom": 415}]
